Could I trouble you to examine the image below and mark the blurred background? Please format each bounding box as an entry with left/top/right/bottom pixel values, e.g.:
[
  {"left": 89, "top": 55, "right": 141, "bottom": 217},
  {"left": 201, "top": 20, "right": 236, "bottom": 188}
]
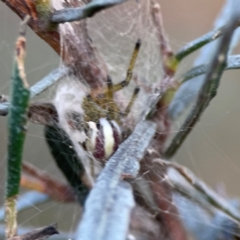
[{"left": 0, "top": 0, "right": 240, "bottom": 236}]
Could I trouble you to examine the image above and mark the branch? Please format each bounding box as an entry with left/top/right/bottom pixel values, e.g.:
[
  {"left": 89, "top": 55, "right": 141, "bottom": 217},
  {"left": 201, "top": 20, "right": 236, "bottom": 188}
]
[
  {"left": 51, "top": 0, "right": 130, "bottom": 23},
  {"left": 151, "top": 1, "right": 176, "bottom": 77},
  {"left": 30, "top": 67, "right": 69, "bottom": 98},
  {"left": 175, "top": 22, "right": 240, "bottom": 62},
  {"left": 164, "top": 7, "right": 240, "bottom": 159},
  {"left": 2, "top": 0, "right": 107, "bottom": 89},
  {"left": 168, "top": 0, "right": 240, "bottom": 121},
  {"left": 170, "top": 180, "right": 240, "bottom": 240},
  {"left": 9, "top": 224, "right": 58, "bottom": 240},
  {"left": 22, "top": 162, "right": 76, "bottom": 202},
  {"left": 0, "top": 192, "right": 49, "bottom": 221},
  {"left": 0, "top": 67, "right": 69, "bottom": 116},
  {"left": 0, "top": 225, "right": 68, "bottom": 240},
  {"left": 156, "top": 159, "right": 240, "bottom": 223},
  {"left": 180, "top": 54, "right": 240, "bottom": 83},
  {"left": 76, "top": 121, "right": 156, "bottom": 240},
  {"left": 5, "top": 16, "right": 31, "bottom": 239}
]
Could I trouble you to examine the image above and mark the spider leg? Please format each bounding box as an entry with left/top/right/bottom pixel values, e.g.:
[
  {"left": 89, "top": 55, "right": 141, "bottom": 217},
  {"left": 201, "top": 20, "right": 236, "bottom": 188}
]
[
  {"left": 106, "top": 75, "right": 120, "bottom": 119},
  {"left": 106, "top": 75, "right": 114, "bottom": 100},
  {"left": 121, "top": 86, "right": 140, "bottom": 117},
  {"left": 103, "top": 39, "right": 141, "bottom": 94}
]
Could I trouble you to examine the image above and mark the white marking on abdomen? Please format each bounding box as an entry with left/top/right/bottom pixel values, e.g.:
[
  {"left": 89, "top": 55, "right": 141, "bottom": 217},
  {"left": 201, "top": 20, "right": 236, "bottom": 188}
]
[
  {"left": 87, "top": 121, "right": 98, "bottom": 151},
  {"left": 100, "top": 118, "right": 114, "bottom": 158}
]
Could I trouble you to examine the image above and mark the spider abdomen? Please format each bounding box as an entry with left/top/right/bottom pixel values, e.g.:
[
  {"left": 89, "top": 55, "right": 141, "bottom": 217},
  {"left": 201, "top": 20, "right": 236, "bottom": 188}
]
[{"left": 86, "top": 118, "right": 122, "bottom": 160}]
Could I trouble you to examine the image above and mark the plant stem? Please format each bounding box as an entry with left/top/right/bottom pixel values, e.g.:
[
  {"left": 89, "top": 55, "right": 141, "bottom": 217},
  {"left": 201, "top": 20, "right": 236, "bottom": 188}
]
[
  {"left": 51, "top": 0, "right": 129, "bottom": 23},
  {"left": 175, "top": 23, "right": 239, "bottom": 62},
  {"left": 5, "top": 16, "right": 30, "bottom": 239},
  {"left": 164, "top": 8, "right": 240, "bottom": 159},
  {"left": 76, "top": 120, "right": 156, "bottom": 240},
  {"left": 180, "top": 54, "right": 240, "bottom": 83},
  {"left": 0, "top": 67, "right": 69, "bottom": 116},
  {"left": 156, "top": 159, "right": 240, "bottom": 223}
]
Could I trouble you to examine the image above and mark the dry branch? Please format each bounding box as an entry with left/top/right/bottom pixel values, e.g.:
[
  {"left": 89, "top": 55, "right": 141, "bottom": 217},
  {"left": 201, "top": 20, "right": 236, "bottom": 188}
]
[
  {"left": 9, "top": 224, "right": 58, "bottom": 240},
  {"left": 22, "top": 162, "right": 76, "bottom": 202},
  {"left": 2, "top": 0, "right": 107, "bottom": 89},
  {"left": 0, "top": 67, "right": 68, "bottom": 116},
  {"left": 155, "top": 159, "right": 240, "bottom": 223},
  {"left": 180, "top": 54, "right": 240, "bottom": 83},
  {"left": 76, "top": 121, "right": 156, "bottom": 240},
  {"left": 51, "top": 0, "right": 130, "bottom": 23},
  {"left": 164, "top": 5, "right": 240, "bottom": 159},
  {"left": 131, "top": 2, "right": 188, "bottom": 239}
]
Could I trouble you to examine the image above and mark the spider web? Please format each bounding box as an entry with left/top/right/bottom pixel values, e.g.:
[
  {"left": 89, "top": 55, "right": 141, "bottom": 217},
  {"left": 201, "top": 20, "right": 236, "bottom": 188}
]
[{"left": 0, "top": 0, "right": 240, "bottom": 239}]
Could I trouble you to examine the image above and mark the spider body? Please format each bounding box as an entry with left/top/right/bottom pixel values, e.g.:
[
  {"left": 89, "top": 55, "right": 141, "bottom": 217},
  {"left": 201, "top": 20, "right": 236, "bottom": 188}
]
[
  {"left": 85, "top": 118, "right": 122, "bottom": 160},
  {"left": 80, "top": 39, "right": 141, "bottom": 161}
]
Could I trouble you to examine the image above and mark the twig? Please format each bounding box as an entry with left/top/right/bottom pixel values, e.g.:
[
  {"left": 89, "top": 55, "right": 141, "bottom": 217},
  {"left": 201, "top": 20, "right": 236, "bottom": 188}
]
[
  {"left": 144, "top": 1, "right": 178, "bottom": 126},
  {"left": 2, "top": 0, "right": 107, "bottom": 89},
  {"left": 51, "top": 0, "right": 130, "bottom": 23},
  {"left": 5, "top": 15, "right": 31, "bottom": 239},
  {"left": 143, "top": 0, "right": 176, "bottom": 130},
  {"left": 151, "top": 1, "right": 176, "bottom": 77},
  {"left": 22, "top": 162, "right": 76, "bottom": 202},
  {"left": 0, "top": 67, "right": 69, "bottom": 116},
  {"left": 164, "top": 6, "right": 240, "bottom": 159},
  {"left": 175, "top": 22, "right": 240, "bottom": 62},
  {"left": 128, "top": 205, "right": 161, "bottom": 239},
  {"left": 0, "top": 192, "right": 49, "bottom": 221},
  {"left": 9, "top": 224, "right": 58, "bottom": 240},
  {"left": 154, "top": 159, "right": 240, "bottom": 224},
  {"left": 168, "top": 0, "right": 240, "bottom": 121},
  {"left": 76, "top": 181, "right": 134, "bottom": 240},
  {"left": 0, "top": 224, "right": 66, "bottom": 240},
  {"left": 45, "top": 123, "right": 92, "bottom": 206},
  {"left": 171, "top": 189, "right": 240, "bottom": 240},
  {"left": 76, "top": 121, "right": 156, "bottom": 240},
  {"left": 30, "top": 67, "right": 69, "bottom": 98},
  {"left": 180, "top": 54, "right": 240, "bottom": 83}
]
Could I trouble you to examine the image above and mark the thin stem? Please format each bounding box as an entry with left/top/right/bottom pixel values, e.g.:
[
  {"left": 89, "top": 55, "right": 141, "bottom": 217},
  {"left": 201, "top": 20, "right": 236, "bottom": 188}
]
[
  {"left": 180, "top": 55, "right": 240, "bottom": 83},
  {"left": 5, "top": 16, "right": 31, "bottom": 239},
  {"left": 164, "top": 8, "right": 240, "bottom": 159},
  {"left": 0, "top": 67, "right": 69, "bottom": 116},
  {"left": 175, "top": 22, "right": 240, "bottom": 62},
  {"left": 22, "top": 162, "right": 75, "bottom": 202},
  {"left": 9, "top": 224, "right": 58, "bottom": 240},
  {"left": 0, "top": 192, "right": 49, "bottom": 221},
  {"left": 76, "top": 120, "right": 156, "bottom": 240},
  {"left": 0, "top": 224, "right": 67, "bottom": 240},
  {"left": 151, "top": 1, "right": 176, "bottom": 76},
  {"left": 30, "top": 67, "right": 69, "bottom": 98},
  {"left": 156, "top": 159, "right": 240, "bottom": 224},
  {"left": 51, "top": 0, "right": 130, "bottom": 23}
]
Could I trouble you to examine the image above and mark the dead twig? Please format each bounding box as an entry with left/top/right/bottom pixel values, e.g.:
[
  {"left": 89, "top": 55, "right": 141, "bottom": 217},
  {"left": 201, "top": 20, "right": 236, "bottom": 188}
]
[
  {"left": 9, "top": 224, "right": 59, "bottom": 240},
  {"left": 180, "top": 54, "right": 240, "bottom": 83},
  {"left": 76, "top": 121, "right": 156, "bottom": 240},
  {"left": 133, "top": 3, "right": 188, "bottom": 240},
  {"left": 0, "top": 67, "right": 69, "bottom": 116},
  {"left": 22, "top": 162, "right": 76, "bottom": 203},
  {"left": 154, "top": 159, "right": 240, "bottom": 224},
  {"left": 51, "top": 0, "right": 130, "bottom": 23},
  {"left": 164, "top": 5, "right": 240, "bottom": 159}
]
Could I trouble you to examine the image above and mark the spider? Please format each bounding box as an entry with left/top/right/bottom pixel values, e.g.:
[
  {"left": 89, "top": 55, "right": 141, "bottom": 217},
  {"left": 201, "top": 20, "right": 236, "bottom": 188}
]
[{"left": 74, "top": 39, "right": 142, "bottom": 161}]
